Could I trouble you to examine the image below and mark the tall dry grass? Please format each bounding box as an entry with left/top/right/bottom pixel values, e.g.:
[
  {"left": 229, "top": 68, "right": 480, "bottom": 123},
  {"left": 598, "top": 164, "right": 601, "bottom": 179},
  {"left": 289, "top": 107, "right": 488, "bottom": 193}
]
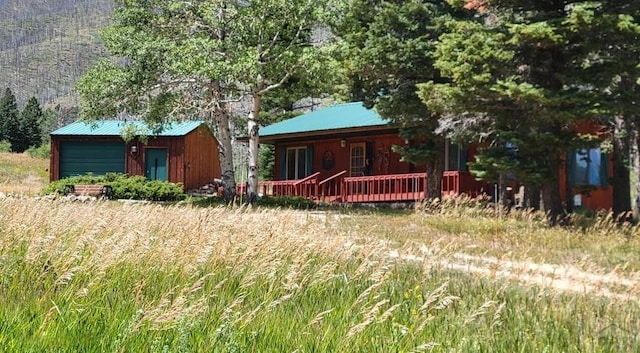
[
  {"left": 1, "top": 197, "right": 639, "bottom": 352},
  {"left": 0, "top": 151, "right": 49, "bottom": 195},
  {"left": 339, "top": 195, "right": 640, "bottom": 272}
]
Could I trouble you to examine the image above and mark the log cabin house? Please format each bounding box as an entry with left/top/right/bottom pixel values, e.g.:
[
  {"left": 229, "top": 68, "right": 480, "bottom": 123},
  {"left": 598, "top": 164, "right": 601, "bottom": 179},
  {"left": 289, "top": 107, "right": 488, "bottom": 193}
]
[{"left": 249, "top": 102, "right": 613, "bottom": 210}]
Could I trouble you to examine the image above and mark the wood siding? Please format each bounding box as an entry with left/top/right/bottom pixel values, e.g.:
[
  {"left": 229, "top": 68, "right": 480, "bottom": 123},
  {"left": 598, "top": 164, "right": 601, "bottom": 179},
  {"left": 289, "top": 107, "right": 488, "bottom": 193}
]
[
  {"left": 51, "top": 124, "right": 220, "bottom": 191},
  {"left": 275, "top": 133, "right": 424, "bottom": 181},
  {"left": 558, "top": 119, "right": 613, "bottom": 210},
  {"left": 125, "top": 137, "right": 185, "bottom": 185},
  {"left": 266, "top": 118, "right": 613, "bottom": 210},
  {"left": 183, "top": 125, "right": 221, "bottom": 190},
  {"left": 559, "top": 154, "right": 614, "bottom": 211}
]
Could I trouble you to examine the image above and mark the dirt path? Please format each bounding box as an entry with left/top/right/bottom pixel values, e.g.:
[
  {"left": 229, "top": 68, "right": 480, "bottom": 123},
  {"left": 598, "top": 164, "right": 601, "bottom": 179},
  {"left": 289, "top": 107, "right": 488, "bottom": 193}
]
[{"left": 389, "top": 249, "right": 640, "bottom": 301}]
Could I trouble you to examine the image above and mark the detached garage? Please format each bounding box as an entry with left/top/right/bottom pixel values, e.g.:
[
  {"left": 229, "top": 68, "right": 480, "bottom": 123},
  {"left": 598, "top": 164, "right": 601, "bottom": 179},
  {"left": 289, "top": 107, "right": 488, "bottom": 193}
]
[
  {"left": 58, "top": 141, "right": 126, "bottom": 178},
  {"left": 50, "top": 120, "right": 221, "bottom": 190}
]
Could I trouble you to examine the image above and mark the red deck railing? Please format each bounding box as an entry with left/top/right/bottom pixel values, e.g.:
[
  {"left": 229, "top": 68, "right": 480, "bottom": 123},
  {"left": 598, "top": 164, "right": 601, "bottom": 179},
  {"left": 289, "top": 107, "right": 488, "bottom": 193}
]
[
  {"left": 236, "top": 171, "right": 490, "bottom": 202},
  {"left": 236, "top": 180, "right": 295, "bottom": 196},
  {"left": 318, "top": 170, "right": 348, "bottom": 202},
  {"left": 237, "top": 172, "right": 321, "bottom": 198},
  {"left": 441, "top": 171, "right": 489, "bottom": 197},
  {"left": 291, "top": 172, "right": 321, "bottom": 199},
  {"left": 342, "top": 172, "right": 427, "bottom": 203}
]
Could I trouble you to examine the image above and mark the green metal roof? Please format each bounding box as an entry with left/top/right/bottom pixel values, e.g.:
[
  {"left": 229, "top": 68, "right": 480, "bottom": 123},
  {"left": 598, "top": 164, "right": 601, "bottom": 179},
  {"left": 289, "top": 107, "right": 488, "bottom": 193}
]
[
  {"left": 260, "top": 102, "right": 389, "bottom": 137},
  {"left": 51, "top": 120, "right": 205, "bottom": 137}
]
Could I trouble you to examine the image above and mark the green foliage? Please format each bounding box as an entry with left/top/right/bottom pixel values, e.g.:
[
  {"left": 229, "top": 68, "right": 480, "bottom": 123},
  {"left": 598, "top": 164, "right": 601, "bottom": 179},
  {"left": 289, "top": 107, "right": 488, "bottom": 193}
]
[
  {"left": 0, "top": 140, "right": 10, "bottom": 153},
  {"left": 190, "top": 194, "right": 317, "bottom": 210},
  {"left": 337, "top": 0, "right": 471, "bottom": 197},
  {"left": 43, "top": 173, "right": 186, "bottom": 201},
  {"left": 18, "top": 97, "right": 44, "bottom": 151},
  {"left": 0, "top": 91, "right": 44, "bottom": 153},
  {"left": 26, "top": 143, "right": 50, "bottom": 159},
  {"left": 40, "top": 108, "right": 59, "bottom": 143},
  {"left": 258, "top": 144, "right": 275, "bottom": 181},
  {"left": 77, "top": 1, "right": 340, "bottom": 125},
  {"left": 0, "top": 88, "right": 20, "bottom": 151},
  {"left": 257, "top": 195, "right": 317, "bottom": 209},
  {"left": 414, "top": 0, "right": 640, "bottom": 221},
  {"left": 76, "top": 0, "right": 342, "bottom": 200}
]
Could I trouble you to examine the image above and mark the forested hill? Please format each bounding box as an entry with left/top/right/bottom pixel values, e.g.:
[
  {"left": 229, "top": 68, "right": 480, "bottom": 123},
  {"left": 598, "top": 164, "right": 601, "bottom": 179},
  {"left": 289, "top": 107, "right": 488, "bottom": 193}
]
[{"left": 0, "top": 0, "right": 114, "bottom": 108}]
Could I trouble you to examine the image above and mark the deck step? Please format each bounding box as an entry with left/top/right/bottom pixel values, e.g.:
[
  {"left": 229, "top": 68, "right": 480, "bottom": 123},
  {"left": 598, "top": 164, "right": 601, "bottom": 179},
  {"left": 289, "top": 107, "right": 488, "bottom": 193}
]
[{"left": 321, "top": 195, "right": 342, "bottom": 203}]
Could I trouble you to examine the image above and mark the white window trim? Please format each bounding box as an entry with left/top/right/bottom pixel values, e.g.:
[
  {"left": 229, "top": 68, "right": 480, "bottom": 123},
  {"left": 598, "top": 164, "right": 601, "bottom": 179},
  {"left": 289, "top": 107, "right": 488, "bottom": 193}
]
[{"left": 285, "top": 146, "right": 307, "bottom": 180}]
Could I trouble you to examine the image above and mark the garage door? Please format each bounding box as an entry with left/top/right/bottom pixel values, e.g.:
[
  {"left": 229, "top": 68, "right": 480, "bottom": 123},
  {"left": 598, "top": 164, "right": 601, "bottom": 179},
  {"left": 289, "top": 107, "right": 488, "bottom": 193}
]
[{"left": 59, "top": 141, "right": 125, "bottom": 178}]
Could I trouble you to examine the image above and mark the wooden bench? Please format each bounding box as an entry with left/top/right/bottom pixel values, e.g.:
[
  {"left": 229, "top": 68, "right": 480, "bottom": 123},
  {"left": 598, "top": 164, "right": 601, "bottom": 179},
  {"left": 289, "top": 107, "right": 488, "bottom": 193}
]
[{"left": 64, "top": 184, "right": 114, "bottom": 200}]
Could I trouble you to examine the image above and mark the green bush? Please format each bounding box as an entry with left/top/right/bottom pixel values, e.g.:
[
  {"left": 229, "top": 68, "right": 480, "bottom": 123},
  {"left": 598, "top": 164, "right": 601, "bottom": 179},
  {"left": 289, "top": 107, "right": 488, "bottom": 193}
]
[
  {"left": 26, "top": 144, "right": 50, "bottom": 159},
  {"left": 257, "top": 195, "right": 317, "bottom": 209},
  {"left": 190, "top": 194, "right": 318, "bottom": 209},
  {"left": 0, "top": 140, "right": 11, "bottom": 152},
  {"left": 43, "top": 173, "right": 186, "bottom": 201}
]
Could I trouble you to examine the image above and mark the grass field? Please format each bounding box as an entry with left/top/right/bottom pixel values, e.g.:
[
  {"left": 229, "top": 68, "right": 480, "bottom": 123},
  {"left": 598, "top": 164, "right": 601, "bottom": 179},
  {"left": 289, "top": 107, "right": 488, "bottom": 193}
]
[
  {"left": 1, "top": 152, "right": 640, "bottom": 352},
  {"left": 0, "top": 152, "right": 49, "bottom": 195}
]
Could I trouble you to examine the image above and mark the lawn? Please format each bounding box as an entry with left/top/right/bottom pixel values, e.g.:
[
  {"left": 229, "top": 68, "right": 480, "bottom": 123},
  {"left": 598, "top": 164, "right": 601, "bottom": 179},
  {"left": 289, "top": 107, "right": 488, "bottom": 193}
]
[
  {"left": 1, "top": 151, "right": 639, "bottom": 351},
  {"left": 0, "top": 197, "right": 639, "bottom": 352}
]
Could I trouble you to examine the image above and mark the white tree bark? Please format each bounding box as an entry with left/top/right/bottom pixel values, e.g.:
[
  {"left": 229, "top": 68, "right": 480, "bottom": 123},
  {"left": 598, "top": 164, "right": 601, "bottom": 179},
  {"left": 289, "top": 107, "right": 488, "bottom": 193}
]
[
  {"left": 246, "top": 93, "right": 262, "bottom": 203},
  {"left": 211, "top": 80, "right": 236, "bottom": 201}
]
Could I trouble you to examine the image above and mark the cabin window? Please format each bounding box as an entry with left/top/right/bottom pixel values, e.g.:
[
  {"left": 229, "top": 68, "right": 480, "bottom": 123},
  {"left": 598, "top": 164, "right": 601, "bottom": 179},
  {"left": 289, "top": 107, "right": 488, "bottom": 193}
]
[
  {"left": 574, "top": 148, "right": 602, "bottom": 186},
  {"left": 445, "top": 141, "right": 467, "bottom": 171},
  {"left": 350, "top": 143, "right": 366, "bottom": 176},
  {"left": 285, "top": 146, "right": 308, "bottom": 180}
]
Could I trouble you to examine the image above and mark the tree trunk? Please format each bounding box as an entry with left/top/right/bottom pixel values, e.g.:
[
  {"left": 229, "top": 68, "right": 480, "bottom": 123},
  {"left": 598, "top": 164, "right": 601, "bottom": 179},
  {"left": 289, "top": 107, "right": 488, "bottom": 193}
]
[
  {"left": 613, "top": 114, "right": 631, "bottom": 219},
  {"left": 210, "top": 81, "right": 236, "bottom": 202},
  {"left": 541, "top": 180, "right": 565, "bottom": 226},
  {"left": 632, "top": 124, "right": 640, "bottom": 219},
  {"left": 524, "top": 184, "right": 541, "bottom": 210},
  {"left": 565, "top": 162, "right": 574, "bottom": 214},
  {"left": 246, "top": 93, "right": 262, "bottom": 204},
  {"left": 498, "top": 173, "right": 509, "bottom": 208},
  {"left": 425, "top": 147, "right": 445, "bottom": 200}
]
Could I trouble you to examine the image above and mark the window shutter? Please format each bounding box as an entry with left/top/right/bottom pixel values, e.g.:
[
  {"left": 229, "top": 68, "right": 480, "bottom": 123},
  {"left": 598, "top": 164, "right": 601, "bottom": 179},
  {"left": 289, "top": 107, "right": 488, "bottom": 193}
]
[
  {"left": 567, "top": 151, "right": 576, "bottom": 187},
  {"left": 366, "top": 141, "right": 374, "bottom": 175},
  {"left": 306, "top": 145, "right": 314, "bottom": 176},
  {"left": 599, "top": 152, "right": 609, "bottom": 188},
  {"left": 459, "top": 144, "right": 468, "bottom": 171},
  {"left": 279, "top": 147, "right": 286, "bottom": 180}
]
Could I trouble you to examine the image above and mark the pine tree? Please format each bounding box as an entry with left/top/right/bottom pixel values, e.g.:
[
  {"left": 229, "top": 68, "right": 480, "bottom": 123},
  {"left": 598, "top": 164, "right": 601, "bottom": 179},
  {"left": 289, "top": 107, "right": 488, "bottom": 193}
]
[
  {"left": 561, "top": 1, "right": 640, "bottom": 217},
  {"left": 0, "top": 88, "right": 20, "bottom": 151},
  {"left": 337, "top": 0, "right": 469, "bottom": 199},
  {"left": 19, "top": 96, "right": 44, "bottom": 151},
  {"left": 418, "top": 1, "right": 628, "bottom": 225}
]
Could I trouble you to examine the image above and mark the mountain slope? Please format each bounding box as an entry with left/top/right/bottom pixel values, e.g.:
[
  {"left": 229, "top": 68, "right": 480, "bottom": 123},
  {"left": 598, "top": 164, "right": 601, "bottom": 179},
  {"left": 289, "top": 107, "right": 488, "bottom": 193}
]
[{"left": 0, "top": 0, "right": 114, "bottom": 108}]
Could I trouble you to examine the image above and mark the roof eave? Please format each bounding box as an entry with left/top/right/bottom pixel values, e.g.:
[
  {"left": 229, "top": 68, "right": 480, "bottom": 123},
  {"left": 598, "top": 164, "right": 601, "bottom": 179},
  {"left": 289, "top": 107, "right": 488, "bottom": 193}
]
[{"left": 238, "top": 124, "right": 397, "bottom": 143}]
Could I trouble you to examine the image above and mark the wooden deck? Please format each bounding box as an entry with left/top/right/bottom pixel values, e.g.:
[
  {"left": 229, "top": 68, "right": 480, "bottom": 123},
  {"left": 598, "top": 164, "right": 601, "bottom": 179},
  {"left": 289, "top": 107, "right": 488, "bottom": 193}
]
[
  {"left": 235, "top": 171, "right": 485, "bottom": 203},
  {"left": 441, "top": 171, "right": 490, "bottom": 198}
]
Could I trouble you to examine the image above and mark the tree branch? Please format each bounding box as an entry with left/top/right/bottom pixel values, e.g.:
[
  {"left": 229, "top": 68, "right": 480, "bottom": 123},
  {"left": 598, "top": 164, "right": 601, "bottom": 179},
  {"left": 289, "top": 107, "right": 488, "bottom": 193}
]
[{"left": 255, "top": 65, "right": 299, "bottom": 96}]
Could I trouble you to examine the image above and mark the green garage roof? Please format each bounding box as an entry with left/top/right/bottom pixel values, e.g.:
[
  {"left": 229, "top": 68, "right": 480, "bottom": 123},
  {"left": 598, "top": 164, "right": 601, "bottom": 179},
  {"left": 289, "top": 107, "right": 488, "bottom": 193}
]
[
  {"left": 260, "top": 102, "right": 389, "bottom": 137},
  {"left": 51, "top": 120, "right": 204, "bottom": 137}
]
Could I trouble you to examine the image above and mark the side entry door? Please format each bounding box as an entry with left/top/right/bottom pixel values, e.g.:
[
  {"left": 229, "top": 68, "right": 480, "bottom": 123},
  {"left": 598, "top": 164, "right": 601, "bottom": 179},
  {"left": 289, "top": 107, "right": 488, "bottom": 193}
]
[{"left": 145, "top": 148, "right": 168, "bottom": 181}]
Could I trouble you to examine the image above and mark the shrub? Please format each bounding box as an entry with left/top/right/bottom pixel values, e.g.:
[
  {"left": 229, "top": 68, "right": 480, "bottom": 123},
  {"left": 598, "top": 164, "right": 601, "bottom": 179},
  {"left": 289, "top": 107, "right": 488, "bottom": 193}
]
[
  {"left": 189, "top": 194, "right": 317, "bottom": 209},
  {"left": 43, "top": 173, "right": 186, "bottom": 201},
  {"left": 0, "top": 140, "right": 11, "bottom": 152},
  {"left": 26, "top": 144, "right": 50, "bottom": 159},
  {"left": 257, "top": 195, "right": 317, "bottom": 209}
]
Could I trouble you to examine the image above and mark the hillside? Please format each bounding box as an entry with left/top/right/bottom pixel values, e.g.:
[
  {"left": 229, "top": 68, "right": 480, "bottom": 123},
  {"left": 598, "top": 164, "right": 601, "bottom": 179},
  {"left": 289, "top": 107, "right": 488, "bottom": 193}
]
[{"left": 0, "top": 0, "right": 114, "bottom": 108}]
